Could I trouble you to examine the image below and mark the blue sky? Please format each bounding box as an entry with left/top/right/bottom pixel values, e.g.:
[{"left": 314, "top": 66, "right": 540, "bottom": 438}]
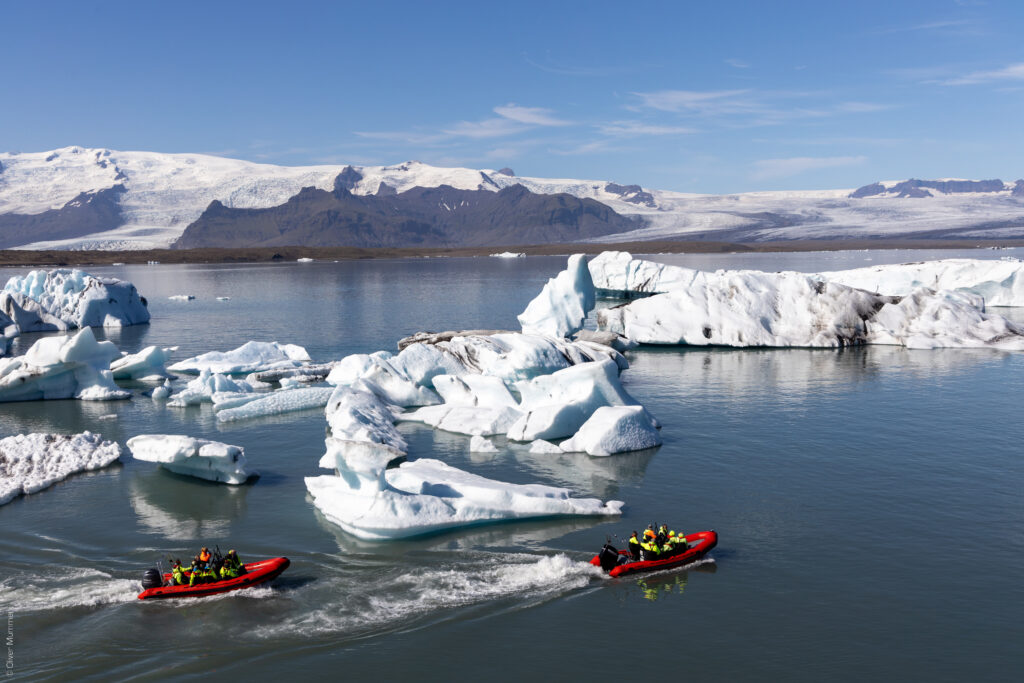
[{"left": 3, "top": 0, "right": 1024, "bottom": 193}]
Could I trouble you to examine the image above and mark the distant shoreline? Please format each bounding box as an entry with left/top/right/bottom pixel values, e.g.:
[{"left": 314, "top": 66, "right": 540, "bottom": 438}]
[{"left": 1, "top": 238, "right": 1022, "bottom": 267}]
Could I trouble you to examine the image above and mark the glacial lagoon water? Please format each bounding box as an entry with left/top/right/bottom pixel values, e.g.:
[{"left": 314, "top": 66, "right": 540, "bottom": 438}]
[{"left": 1, "top": 249, "right": 1023, "bottom": 681}]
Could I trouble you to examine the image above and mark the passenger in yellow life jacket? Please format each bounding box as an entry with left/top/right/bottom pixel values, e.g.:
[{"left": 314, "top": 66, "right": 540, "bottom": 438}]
[
  {"left": 640, "top": 529, "right": 659, "bottom": 561},
  {"left": 627, "top": 532, "right": 642, "bottom": 560},
  {"left": 188, "top": 560, "right": 204, "bottom": 586},
  {"left": 170, "top": 559, "right": 186, "bottom": 586},
  {"left": 224, "top": 549, "right": 244, "bottom": 574}
]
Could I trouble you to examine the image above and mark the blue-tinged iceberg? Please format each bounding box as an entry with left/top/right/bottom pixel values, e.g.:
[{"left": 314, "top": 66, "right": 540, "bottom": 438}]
[
  {"left": 0, "top": 432, "right": 123, "bottom": 505},
  {"left": 1, "top": 268, "right": 150, "bottom": 334},
  {"left": 126, "top": 434, "right": 252, "bottom": 484},
  {"left": 518, "top": 253, "right": 595, "bottom": 338}
]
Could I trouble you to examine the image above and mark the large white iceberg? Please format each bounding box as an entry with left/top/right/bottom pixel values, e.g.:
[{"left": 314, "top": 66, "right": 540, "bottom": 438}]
[
  {"left": 590, "top": 250, "right": 1024, "bottom": 309},
  {"left": 126, "top": 434, "right": 252, "bottom": 484},
  {"left": 0, "top": 327, "right": 130, "bottom": 402},
  {"left": 518, "top": 254, "right": 596, "bottom": 338},
  {"left": 820, "top": 258, "right": 1024, "bottom": 307},
  {"left": 558, "top": 405, "right": 662, "bottom": 456},
  {"left": 326, "top": 352, "right": 441, "bottom": 406},
  {"left": 597, "top": 268, "right": 1024, "bottom": 350},
  {"left": 168, "top": 341, "right": 311, "bottom": 375},
  {"left": 306, "top": 439, "right": 622, "bottom": 540},
  {"left": 1, "top": 268, "right": 150, "bottom": 334},
  {"left": 109, "top": 345, "right": 177, "bottom": 380},
  {"left": 0, "top": 432, "right": 123, "bottom": 505},
  {"left": 400, "top": 374, "right": 524, "bottom": 436}
]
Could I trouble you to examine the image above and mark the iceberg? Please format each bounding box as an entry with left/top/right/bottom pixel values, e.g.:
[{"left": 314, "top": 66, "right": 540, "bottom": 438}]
[
  {"left": 590, "top": 250, "right": 1024, "bottom": 309},
  {"left": 306, "top": 439, "right": 622, "bottom": 540},
  {"left": 110, "top": 345, "right": 177, "bottom": 380},
  {"left": 518, "top": 254, "right": 596, "bottom": 338},
  {"left": 1, "top": 268, "right": 150, "bottom": 334},
  {"left": 490, "top": 251, "right": 525, "bottom": 258},
  {"left": 819, "top": 258, "right": 1024, "bottom": 307},
  {"left": 215, "top": 387, "right": 334, "bottom": 422},
  {"left": 507, "top": 358, "right": 656, "bottom": 442},
  {"left": 558, "top": 405, "right": 662, "bottom": 456},
  {"left": 529, "top": 439, "right": 564, "bottom": 454},
  {"left": 168, "top": 294, "right": 195, "bottom": 302},
  {"left": 166, "top": 369, "right": 262, "bottom": 407},
  {"left": 167, "top": 341, "right": 311, "bottom": 375},
  {"left": 0, "top": 432, "right": 123, "bottom": 505},
  {"left": 0, "top": 327, "right": 130, "bottom": 402},
  {"left": 126, "top": 434, "right": 252, "bottom": 484},
  {"left": 469, "top": 435, "right": 498, "bottom": 453},
  {"left": 597, "top": 269, "right": 1024, "bottom": 350},
  {"left": 326, "top": 352, "right": 441, "bottom": 406},
  {"left": 325, "top": 385, "right": 407, "bottom": 452}
]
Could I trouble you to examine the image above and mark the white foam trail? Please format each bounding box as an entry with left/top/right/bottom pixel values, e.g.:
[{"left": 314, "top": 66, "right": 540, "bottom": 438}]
[
  {"left": 0, "top": 568, "right": 140, "bottom": 611},
  {"left": 257, "top": 553, "right": 603, "bottom": 638}
]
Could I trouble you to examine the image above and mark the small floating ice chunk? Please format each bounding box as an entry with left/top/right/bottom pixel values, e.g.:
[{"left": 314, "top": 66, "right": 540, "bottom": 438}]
[
  {"left": 306, "top": 439, "right": 621, "bottom": 540},
  {"left": 151, "top": 380, "right": 171, "bottom": 400},
  {"left": 0, "top": 327, "right": 129, "bottom": 402},
  {"left": 168, "top": 341, "right": 311, "bottom": 375},
  {"left": 518, "top": 254, "right": 596, "bottom": 339},
  {"left": 126, "top": 434, "right": 252, "bottom": 485},
  {"left": 490, "top": 251, "right": 525, "bottom": 258},
  {"left": 110, "top": 345, "right": 177, "bottom": 380},
  {"left": 469, "top": 435, "right": 498, "bottom": 453},
  {"left": 216, "top": 296, "right": 231, "bottom": 301},
  {"left": 559, "top": 405, "right": 662, "bottom": 456},
  {"left": 297, "top": 257, "right": 314, "bottom": 263},
  {"left": 215, "top": 387, "right": 334, "bottom": 422},
  {"left": 0, "top": 432, "right": 123, "bottom": 505},
  {"left": 529, "top": 439, "right": 563, "bottom": 454},
  {"left": 168, "top": 295, "right": 195, "bottom": 302},
  {"left": 167, "top": 369, "right": 260, "bottom": 407}
]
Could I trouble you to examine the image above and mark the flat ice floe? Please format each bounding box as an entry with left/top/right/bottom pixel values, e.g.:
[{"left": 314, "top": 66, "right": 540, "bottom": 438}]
[
  {"left": 168, "top": 341, "right": 311, "bottom": 375},
  {"left": 126, "top": 434, "right": 252, "bottom": 484},
  {"left": 306, "top": 439, "right": 622, "bottom": 540},
  {"left": 167, "top": 369, "right": 265, "bottom": 407},
  {"left": 215, "top": 387, "right": 335, "bottom": 422},
  {"left": 1, "top": 268, "right": 150, "bottom": 334},
  {"left": 597, "top": 266, "right": 1024, "bottom": 350},
  {"left": 0, "top": 327, "right": 130, "bottom": 402},
  {"left": 0, "top": 432, "right": 123, "bottom": 505}
]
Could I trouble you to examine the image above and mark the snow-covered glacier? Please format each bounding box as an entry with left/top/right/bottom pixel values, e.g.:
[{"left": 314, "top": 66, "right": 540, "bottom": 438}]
[
  {"left": 1, "top": 268, "right": 150, "bottom": 334},
  {"left": 126, "top": 434, "right": 252, "bottom": 484},
  {"left": 0, "top": 432, "right": 123, "bottom": 505}
]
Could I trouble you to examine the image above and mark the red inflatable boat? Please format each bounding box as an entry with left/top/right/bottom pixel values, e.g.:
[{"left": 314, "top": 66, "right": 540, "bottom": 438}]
[
  {"left": 591, "top": 530, "right": 717, "bottom": 577},
  {"left": 137, "top": 557, "right": 290, "bottom": 600}
]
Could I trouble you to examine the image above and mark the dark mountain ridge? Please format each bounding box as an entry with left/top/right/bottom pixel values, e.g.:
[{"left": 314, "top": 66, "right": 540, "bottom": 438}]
[{"left": 173, "top": 181, "right": 639, "bottom": 249}]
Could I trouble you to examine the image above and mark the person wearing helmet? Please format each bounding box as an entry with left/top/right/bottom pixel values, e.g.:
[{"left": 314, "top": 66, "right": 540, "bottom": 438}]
[
  {"left": 640, "top": 529, "right": 659, "bottom": 561},
  {"left": 628, "top": 531, "right": 642, "bottom": 560},
  {"left": 170, "top": 559, "right": 186, "bottom": 586},
  {"left": 225, "top": 549, "right": 244, "bottom": 575}
]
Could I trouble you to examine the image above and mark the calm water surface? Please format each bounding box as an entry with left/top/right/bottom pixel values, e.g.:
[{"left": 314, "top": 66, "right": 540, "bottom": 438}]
[{"left": 1, "top": 250, "right": 1022, "bottom": 682}]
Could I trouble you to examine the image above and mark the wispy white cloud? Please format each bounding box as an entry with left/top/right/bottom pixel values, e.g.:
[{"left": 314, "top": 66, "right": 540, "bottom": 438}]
[
  {"left": 442, "top": 117, "right": 528, "bottom": 139},
  {"left": 599, "top": 121, "right": 698, "bottom": 136},
  {"left": 631, "top": 89, "right": 753, "bottom": 114},
  {"left": 549, "top": 140, "right": 614, "bottom": 156},
  {"left": 751, "top": 155, "right": 866, "bottom": 180},
  {"left": 725, "top": 58, "right": 750, "bottom": 69},
  {"left": 873, "top": 19, "right": 982, "bottom": 36},
  {"left": 492, "top": 104, "right": 572, "bottom": 126},
  {"left": 940, "top": 62, "right": 1024, "bottom": 85}
]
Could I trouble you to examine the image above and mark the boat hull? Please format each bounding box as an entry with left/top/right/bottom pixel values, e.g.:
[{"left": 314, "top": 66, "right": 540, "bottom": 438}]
[
  {"left": 590, "top": 530, "right": 717, "bottom": 577},
  {"left": 137, "top": 557, "right": 290, "bottom": 600}
]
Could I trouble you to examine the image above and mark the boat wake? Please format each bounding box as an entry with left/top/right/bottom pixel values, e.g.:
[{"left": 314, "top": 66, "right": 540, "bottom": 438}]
[
  {"left": 0, "top": 567, "right": 140, "bottom": 612},
  {"left": 256, "top": 552, "right": 603, "bottom": 639}
]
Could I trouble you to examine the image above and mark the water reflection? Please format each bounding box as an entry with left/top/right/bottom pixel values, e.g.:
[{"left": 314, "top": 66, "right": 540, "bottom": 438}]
[
  {"left": 128, "top": 469, "right": 250, "bottom": 541},
  {"left": 507, "top": 444, "right": 659, "bottom": 500},
  {"left": 633, "top": 561, "right": 717, "bottom": 602}
]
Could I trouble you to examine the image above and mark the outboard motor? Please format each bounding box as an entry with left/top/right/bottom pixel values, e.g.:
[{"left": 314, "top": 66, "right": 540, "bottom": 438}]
[
  {"left": 598, "top": 543, "right": 620, "bottom": 572},
  {"left": 141, "top": 567, "right": 163, "bottom": 589}
]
